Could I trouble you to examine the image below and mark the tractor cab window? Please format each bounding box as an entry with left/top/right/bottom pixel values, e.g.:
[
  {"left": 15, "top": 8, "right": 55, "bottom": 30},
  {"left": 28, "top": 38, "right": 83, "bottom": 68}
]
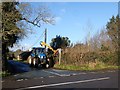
[
  {"left": 36, "top": 48, "right": 45, "bottom": 54},
  {"left": 41, "top": 48, "right": 45, "bottom": 53},
  {"left": 32, "top": 49, "right": 35, "bottom": 54},
  {"left": 39, "top": 48, "right": 45, "bottom": 53},
  {"left": 32, "top": 48, "right": 45, "bottom": 55},
  {"left": 36, "top": 49, "right": 40, "bottom": 55}
]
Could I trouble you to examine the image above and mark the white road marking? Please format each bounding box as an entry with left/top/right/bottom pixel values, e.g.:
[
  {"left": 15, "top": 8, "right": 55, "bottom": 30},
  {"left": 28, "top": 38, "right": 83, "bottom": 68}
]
[
  {"left": 60, "top": 74, "right": 71, "bottom": 77},
  {"left": 78, "top": 72, "right": 87, "bottom": 75},
  {"left": 34, "top": 78, "right": 38, "bottom": 79},
  {"left": 49, "top": 76, "right": 55, "bottom": 78},
  {"left": 73, "top": 73, "right": 77, "bottom": 75},
  {"left": 42, "top": 70, "right": 62, "bottom": 76},
  {"left": 90, "top": 72, "right": 96, "bottom": 74},
  {"left": 25, "top": 79, "right": 28, "bottom": 80},
  {"left": 42, "top": 70, "right": 76, "bottom": 77},
  {"left": 107, "top": 71, "right": 115, "bottom": 73},
  {"left": 16, "top": 77, "right": 110, "bottom": 90},
  {"left": 14, "top": 74, "right": 19, "bottom": 77},
  {"left": 1, "top": 81, "right": 4, "bottom": 83},
  {"left": 52, "top": 69, "right": 65, "bottom": 72},
  {"left": 17, "top": 79, "right": 24, "bottom": 82}
]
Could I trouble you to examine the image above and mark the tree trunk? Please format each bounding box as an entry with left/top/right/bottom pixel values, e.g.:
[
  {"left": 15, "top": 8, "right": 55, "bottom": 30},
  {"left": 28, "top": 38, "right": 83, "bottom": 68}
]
[{"left": 2, "top": 42, "right": 8, "bottom": 71}]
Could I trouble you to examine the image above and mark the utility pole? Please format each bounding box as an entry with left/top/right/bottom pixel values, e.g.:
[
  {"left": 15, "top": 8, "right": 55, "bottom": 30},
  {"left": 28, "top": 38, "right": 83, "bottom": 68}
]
[{"left": 44, "top": 28, "right": 47, "bottom": 51}]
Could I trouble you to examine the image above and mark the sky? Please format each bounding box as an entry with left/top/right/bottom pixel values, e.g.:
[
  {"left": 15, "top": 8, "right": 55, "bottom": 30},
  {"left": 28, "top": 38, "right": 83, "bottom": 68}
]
[{"left": 10, "top": 2, "right": 118, "bottom": 51}]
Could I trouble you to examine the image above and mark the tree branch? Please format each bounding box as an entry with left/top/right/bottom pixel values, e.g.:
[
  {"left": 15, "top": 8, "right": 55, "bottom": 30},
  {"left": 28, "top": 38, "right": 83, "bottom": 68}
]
[{"left": 22, "top": 18, "right": 41, "bottom": 28}]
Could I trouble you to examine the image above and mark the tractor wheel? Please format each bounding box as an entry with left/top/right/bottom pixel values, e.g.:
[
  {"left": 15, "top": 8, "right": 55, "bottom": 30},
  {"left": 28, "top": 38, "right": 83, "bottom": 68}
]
[
  {"left": 45, "top": 63, "right": 49, "bottom": 68},
  {"left": 27, "top": 56, "right": 33, "bottom": 67},
  {"left": 47, "top": 57, "right": 54, "bottom": 68},
  {"left": 41, "top": 64, "right": 46, "bottom": 68},
  {"left": 33, "top": 58, "right": 39, "bottom": 68}
]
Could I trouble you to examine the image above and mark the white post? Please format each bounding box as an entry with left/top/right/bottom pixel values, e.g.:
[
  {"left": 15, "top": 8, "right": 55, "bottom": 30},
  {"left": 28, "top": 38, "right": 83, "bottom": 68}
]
[
  {"left": 17, "top": 55, "right": 20, "bottom": 60},
  {"left": 58, "top": 48, "right": 61, "bottom": 65}
]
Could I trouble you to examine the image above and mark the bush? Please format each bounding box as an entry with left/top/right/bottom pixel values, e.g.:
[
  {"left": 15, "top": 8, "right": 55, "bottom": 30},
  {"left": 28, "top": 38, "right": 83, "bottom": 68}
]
[
  {"left": 61, "top": 46, "right": 118, "bottom": 66},
  {"left": 98, "top": 51, "right": 118, "bottom": 65}
]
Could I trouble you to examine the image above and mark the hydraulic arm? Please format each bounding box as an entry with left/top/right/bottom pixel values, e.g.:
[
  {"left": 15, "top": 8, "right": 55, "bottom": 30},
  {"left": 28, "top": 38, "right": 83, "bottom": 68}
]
[{"left": 40, "top": 41, "right": 58, "bottom": 55}]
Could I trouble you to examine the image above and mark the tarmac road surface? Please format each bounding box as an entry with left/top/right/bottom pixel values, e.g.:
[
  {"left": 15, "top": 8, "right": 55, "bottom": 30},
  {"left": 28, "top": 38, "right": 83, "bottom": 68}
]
[
  {"left": 2, "top": 60, "right": 119, "bottom": 90},
  {"left": 2, "top": 68, "right": 119, "bottom": 89}
]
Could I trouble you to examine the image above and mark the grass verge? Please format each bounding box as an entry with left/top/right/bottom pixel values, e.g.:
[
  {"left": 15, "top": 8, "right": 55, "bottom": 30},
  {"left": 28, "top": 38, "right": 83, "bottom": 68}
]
[
  {"left": 0, "top": 71, "right": 11, "bottom": 77},
  {"left": 54, "top": 64, "right": 119, "bottom": 71}
]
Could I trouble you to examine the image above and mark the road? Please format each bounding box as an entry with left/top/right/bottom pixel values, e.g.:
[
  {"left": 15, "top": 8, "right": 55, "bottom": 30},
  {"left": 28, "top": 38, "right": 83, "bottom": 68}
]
[
  {"left": 1, "top": 60, "right": 119, "bottom": 90},
  {"left": 2, "top": 68, "right": 119, "bottom": 89}
]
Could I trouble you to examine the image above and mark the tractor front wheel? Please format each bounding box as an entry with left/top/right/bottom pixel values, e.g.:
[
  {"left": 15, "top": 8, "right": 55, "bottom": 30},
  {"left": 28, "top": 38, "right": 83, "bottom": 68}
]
[
  {"left": 33, "top": 58, "right": 39, "bottom": 68},
  {"left": 27, "top": 56, "right": 33, "bottom": 67}
]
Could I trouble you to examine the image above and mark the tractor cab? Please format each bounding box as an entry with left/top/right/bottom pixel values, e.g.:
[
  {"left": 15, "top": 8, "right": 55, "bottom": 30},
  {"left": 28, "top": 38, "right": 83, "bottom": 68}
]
[
  {"left": 27, "top": 43, "right": 56, "bottom": 68},
  {"left": 31, "top": 47, "right": 46, "bottom": 58}
]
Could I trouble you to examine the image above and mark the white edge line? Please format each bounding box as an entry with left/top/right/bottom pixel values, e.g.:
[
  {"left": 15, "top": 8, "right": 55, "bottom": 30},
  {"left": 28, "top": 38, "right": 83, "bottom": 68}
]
[{"left": 15, "top": 77, "right": 110, "bottom": 90}]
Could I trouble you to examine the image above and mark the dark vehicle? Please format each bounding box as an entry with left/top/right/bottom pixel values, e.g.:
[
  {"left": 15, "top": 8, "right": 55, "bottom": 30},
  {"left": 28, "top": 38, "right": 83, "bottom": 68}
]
[{"left": 19, "top": 51, "right": 31, "bottom": 60}]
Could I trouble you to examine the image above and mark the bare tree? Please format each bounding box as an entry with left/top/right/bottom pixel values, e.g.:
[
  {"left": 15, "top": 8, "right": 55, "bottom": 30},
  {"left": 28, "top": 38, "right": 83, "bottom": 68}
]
[{"left": 18, "top": 3, "right": 55, "bottom": 28}]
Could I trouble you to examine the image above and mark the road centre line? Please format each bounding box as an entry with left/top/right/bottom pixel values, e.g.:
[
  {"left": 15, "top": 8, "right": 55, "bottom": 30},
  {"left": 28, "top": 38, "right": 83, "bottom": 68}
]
[{"left": 16, "top": 77, "right": 110, "bottom": 90}]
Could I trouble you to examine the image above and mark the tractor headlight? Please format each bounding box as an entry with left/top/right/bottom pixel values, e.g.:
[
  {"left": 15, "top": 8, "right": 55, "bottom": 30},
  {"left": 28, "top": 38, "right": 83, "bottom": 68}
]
[
  {"left": 38, "top": 55, "right": 40, "bottom": 58},
  {"left": 40, "top": 56, "right": 43, "bottom": 59}
]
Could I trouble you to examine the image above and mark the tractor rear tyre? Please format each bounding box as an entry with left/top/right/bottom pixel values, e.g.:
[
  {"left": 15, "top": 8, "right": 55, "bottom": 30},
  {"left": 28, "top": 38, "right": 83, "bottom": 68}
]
[{"left": 48, "top": 57, "right": 54, "bottom": 68}]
